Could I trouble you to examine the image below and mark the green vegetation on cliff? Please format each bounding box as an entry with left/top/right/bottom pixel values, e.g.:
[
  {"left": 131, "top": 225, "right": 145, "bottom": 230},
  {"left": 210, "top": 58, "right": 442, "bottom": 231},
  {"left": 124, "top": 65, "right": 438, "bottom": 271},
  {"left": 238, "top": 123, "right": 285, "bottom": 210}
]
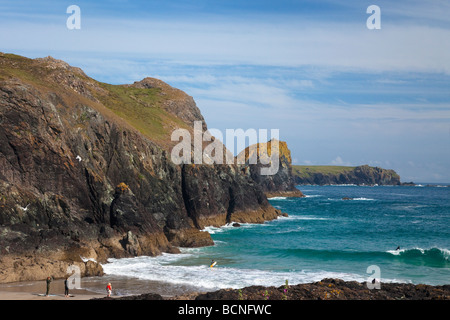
[
  {"left": 96, "top": 82, "right": 188, "bottom": 145},
  {"left": 0, "top": 53, "right": 195, "bottom": 149},
  {"left": 292, "top": 165, "right": 356, "bottom": 177}
]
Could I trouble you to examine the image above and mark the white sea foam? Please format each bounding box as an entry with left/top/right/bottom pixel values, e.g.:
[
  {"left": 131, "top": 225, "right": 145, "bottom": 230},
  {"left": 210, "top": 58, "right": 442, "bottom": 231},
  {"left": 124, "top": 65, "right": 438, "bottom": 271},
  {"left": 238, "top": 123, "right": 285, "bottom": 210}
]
[
  {"left": 327, "top": 197, "right": 375, "bottom": 201},
  {"left": 386, "top": 247, "right": 450, "bottom": 261},
  {"left": 387, "top": 247, "right": 430, "bottom": 256},
  {"left": 387, "top": 249, "right": 406, "bottom": 256},
  {"left": 202, "top": 226, "right": 225, "bottom": 234},
  {"left": 295, "top": 216, "right": 330, "bottom": 221},
  {"left": 80, "top": 256, "right": 97, "bottom": 263},
  {"left": 442, "top": 249, "right": 450, "bottom": 260},
  {"left": 101, "top": 253, "right": 371, "bottom": 291},
  {"left": 278, "top": 215, "right": 330, "bottom": 221},
  {"left": 267, "top": 196, "right": 288, "bottom": 200},
  {"left": 202, "top": 222, "right": 264, "bottom": 235},
  {"left": 273, "top": 226, "right": 304, "bottom": 234}
]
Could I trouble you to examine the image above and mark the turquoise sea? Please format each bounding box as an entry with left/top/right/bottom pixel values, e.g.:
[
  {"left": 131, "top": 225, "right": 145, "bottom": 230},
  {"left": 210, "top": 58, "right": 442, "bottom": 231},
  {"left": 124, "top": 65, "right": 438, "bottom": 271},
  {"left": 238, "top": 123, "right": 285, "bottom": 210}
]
[{"left": 86, "top": 185, "right": 450, "bottom": 296}]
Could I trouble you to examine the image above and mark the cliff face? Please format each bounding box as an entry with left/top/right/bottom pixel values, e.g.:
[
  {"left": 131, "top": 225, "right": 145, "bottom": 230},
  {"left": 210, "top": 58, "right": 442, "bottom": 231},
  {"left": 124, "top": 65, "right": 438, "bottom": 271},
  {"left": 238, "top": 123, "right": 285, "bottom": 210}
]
[
  {"left": 292, "top": 165, "right": 401, "bottom": 186},
  {"left": 0, "top": 53, "right": 280, "bottom": 282},
  {"left": 237, "top": 140, "right": 304, "bottom": 198}
]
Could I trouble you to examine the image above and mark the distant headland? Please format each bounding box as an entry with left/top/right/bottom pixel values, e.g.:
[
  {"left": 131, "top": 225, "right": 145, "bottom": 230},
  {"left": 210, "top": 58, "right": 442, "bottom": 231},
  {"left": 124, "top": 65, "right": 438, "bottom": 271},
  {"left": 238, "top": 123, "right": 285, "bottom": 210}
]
[{"left": 292, "top": 165, "right": 408, "bottom": 186}]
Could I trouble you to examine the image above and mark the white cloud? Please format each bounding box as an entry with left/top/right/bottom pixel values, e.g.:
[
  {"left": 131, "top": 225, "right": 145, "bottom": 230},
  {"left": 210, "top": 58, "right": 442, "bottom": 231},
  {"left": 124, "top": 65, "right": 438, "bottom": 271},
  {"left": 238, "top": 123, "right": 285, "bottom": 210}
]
[
  {"left": 331, "top": 156, "right": 352, "bottom": 166},
  {"left": 2, "top": 13, "right": 450, "bottom": 74}
]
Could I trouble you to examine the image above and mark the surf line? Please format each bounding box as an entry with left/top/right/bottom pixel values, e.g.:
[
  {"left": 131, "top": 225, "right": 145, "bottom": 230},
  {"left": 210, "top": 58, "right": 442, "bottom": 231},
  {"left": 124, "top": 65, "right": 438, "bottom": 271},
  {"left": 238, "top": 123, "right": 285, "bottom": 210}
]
[{"left": 178, "top": 304, "right": 213, "bottom": 318}]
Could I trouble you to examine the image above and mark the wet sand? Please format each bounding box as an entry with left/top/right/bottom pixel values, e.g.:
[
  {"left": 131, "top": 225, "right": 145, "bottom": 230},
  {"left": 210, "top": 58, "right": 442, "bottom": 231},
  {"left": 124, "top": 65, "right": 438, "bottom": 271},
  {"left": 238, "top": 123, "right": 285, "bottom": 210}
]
[
  {"left": 0, "top": 279, "right": 105, "bottom": 300},
  {"left": 0, "top": 276, "right": 203, "bottom": 300}
]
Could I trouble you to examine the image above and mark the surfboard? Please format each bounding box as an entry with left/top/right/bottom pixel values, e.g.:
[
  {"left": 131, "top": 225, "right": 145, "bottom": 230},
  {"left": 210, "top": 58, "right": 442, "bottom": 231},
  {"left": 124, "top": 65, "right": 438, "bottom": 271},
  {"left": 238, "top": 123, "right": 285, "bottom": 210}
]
[{"left": 209, "top": 261, "right": 217, "bottom": 268}]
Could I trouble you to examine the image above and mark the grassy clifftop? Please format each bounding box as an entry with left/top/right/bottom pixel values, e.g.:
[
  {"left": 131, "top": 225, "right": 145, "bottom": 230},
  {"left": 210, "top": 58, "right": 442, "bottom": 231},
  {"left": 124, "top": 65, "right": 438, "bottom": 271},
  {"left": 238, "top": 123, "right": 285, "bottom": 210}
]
[
  {"left": 0, "top": 53, "right": 199, "bottom": 149},
  {"left": 292, "top": 165, "right": 356, "bottom": 177}
]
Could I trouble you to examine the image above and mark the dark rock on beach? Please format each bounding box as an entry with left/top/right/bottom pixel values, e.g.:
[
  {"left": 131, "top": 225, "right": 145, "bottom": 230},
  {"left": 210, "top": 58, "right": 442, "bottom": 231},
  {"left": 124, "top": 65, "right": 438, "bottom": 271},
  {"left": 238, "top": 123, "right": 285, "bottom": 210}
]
[
  {"left": 194, "top": 278, "right": 450, "bottom": 300},
  {"left": 93, "top": 292, "right": 164, "bottom": 300},
  {"left": 90, "top": 278, "right": 450, "bottom": 300}
]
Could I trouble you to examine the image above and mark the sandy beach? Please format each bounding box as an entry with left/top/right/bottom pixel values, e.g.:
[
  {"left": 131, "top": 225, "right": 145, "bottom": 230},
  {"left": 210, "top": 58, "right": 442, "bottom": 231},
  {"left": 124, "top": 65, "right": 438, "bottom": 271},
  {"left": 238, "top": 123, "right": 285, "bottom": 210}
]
[
  {"left": 1, "top": 277, "right": 449, "bottom": 301},
  {"left": 0, "top": 276, "right": 202, "bottom": 300},
  {"left": 0, "top": 279, "right": 106, "bottom": 300}
]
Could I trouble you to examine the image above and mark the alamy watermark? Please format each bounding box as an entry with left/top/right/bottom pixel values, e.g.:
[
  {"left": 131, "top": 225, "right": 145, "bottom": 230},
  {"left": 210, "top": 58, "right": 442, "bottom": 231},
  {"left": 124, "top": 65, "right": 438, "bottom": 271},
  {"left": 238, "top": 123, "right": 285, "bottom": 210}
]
[
  {"left": 66, "top": 264, "right": 81, "bottom": 289},
  {"left": 66, "top": 5, "right": 81, "bottom": 30},
  {"left": 366, "top": 5, "right": 381, "bottom": 30},
  {"left": 171, "top": 121, "right": 280, "bottom": 175},
  {"left": 366, "top": 265, "right": 381, "bottom": 289}
]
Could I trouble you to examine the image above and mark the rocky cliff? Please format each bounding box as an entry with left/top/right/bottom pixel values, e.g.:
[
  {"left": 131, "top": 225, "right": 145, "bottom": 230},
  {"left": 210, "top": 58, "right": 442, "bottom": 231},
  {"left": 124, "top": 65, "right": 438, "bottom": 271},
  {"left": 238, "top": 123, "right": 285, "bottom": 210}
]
[
  {"left": 292, "top": 165, "right": 401, "bottom": 186},
  {"left": 0, "top": 53, "right": 281, "bottom": 283},
  {"left": 237, "top": 140, "right": 304, "bottom": 198}
]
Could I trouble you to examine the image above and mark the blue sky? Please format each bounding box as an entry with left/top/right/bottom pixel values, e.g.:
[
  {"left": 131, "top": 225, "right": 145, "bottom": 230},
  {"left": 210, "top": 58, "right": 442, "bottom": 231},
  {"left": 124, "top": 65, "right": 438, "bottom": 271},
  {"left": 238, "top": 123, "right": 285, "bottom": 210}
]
[{"left": 1, "top": 0, "right": 450, "bottom": 182}]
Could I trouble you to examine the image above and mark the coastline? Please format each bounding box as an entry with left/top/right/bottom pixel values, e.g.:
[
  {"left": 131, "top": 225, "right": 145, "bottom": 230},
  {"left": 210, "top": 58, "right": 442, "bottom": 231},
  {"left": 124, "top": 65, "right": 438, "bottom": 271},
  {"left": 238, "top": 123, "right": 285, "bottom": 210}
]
[
  {"left": 1, "top": 277, "right": 448, "bottom": 300},
  {"left": 1, "top": 186, "right": 448, "bottom": 301}
]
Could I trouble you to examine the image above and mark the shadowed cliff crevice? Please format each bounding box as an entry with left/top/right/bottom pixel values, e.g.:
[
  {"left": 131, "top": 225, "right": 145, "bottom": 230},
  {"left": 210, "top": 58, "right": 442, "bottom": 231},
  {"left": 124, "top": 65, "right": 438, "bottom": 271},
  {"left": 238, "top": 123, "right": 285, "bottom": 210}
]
[
  {"left": 226, "top": 186, "right": 235, "bottom": 224},
  {"left": 180, "top": 164, "right": 198, "bottom": 228}
]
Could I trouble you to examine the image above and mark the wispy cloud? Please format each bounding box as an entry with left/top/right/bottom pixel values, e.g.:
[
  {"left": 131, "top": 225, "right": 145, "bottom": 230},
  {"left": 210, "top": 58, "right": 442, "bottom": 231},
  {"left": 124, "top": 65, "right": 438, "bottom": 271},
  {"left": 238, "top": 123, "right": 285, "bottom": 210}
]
[
  {"left": 331, "top": 156, "right": 353, "bottom": 166},
  {"left": 2, "top": 7, "right": 450, "bottom": 74},
  {"left": 1, "top": 0, "right": 450, "bottom": 182}
]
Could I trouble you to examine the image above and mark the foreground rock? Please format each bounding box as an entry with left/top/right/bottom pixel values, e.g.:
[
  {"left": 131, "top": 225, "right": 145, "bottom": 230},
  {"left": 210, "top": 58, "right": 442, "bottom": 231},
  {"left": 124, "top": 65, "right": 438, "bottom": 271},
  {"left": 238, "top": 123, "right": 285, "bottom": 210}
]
[
  {"left": 94, "top": 278, "right": 450, "bottom": 300},
  {"left": 196, "top": 278, "right": 450, "bottom": 300}
]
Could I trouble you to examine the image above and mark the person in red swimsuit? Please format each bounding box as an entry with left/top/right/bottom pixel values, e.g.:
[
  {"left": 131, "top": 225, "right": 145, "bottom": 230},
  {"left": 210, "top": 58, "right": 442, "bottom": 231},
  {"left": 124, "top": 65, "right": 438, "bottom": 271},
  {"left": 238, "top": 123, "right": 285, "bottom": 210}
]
[{"left": 106, "top": 283, "right": 112, "bottom": 297}]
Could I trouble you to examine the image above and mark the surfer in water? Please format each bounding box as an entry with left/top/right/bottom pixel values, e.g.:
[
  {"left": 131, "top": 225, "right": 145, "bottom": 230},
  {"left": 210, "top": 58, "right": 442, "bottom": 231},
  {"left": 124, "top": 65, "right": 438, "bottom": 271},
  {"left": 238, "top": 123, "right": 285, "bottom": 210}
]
[
  {"left": 210, "top": 260, "right": 217, "bottom": 268},
  {"left": 396, "top": 246, "right": 401, "bottom": 251}
]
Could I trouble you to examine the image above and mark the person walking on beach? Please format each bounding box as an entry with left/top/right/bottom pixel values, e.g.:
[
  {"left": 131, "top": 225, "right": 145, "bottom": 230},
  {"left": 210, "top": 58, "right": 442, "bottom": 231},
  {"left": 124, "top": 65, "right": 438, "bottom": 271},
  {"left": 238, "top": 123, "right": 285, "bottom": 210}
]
[
  {"left": 106, "top": 283, "right": 112, "bottom": 297},
  {"left": 45, "top": 276, "right": 53, "bottom": 297},
  {"left": 64, "top": 276, "right": 69, "bottom": 297}
]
